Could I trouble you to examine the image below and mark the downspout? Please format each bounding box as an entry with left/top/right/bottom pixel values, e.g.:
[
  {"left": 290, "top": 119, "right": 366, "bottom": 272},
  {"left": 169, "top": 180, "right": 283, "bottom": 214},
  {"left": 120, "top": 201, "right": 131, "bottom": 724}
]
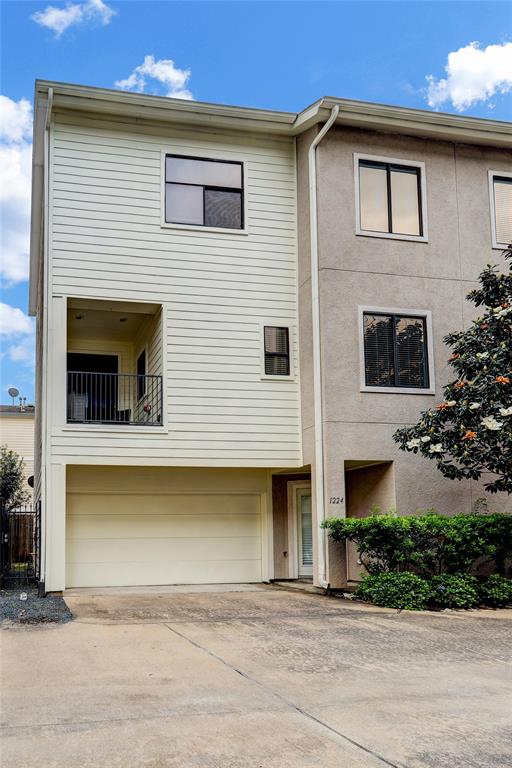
[{"left": 308, "top": 105, "right": 339, "bottom": 589}]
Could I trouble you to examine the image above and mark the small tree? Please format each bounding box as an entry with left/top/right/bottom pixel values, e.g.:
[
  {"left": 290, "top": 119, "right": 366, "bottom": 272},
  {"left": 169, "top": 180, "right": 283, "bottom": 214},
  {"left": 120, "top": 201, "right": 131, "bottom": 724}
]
[
  {"left": 394, "top": 248, "right": 512, "bottom": 494},
  {"left": 0, "top": 446, "right": 30, "bottom": 510}
]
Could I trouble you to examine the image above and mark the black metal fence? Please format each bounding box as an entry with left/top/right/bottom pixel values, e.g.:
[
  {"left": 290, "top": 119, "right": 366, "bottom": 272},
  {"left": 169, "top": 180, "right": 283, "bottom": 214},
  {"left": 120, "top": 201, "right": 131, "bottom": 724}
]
[
  {"left": 0, "top": 500, "right": 41, "bottom": 587},
  {"left": 67, "top": 371, "right": 163, "bottom": 426}
]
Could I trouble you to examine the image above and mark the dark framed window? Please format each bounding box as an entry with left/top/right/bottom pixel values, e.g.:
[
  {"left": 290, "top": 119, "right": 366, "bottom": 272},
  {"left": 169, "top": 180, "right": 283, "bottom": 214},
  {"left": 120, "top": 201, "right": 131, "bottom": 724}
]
[
  {"left": 358, "top": 159, "right": 423, "bottom": 237},
  {"left": 165, "top": 155, "right": 243, "bottom": 229},
  {"left": 264, "top": 326, "right": 290, "bottom": 376},
  {"left": 363, "top": 312, "right": 429, "bottom": 389},
  {"left": 492, "top": 175, "right": 512, "bottom": 246},
  {"left": 136, "top": 349, "right": 146, "bottom": 400}
]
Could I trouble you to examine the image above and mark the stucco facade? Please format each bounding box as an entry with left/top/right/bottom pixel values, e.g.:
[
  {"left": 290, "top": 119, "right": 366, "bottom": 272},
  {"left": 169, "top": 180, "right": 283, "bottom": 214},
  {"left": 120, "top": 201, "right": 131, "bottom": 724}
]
[{"left": 296, "top": 125, "right": 512, "bottom": 587}]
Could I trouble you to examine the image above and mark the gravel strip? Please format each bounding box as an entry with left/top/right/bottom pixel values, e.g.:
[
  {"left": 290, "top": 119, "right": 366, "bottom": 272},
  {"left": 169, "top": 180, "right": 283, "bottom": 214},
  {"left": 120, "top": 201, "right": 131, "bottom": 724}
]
[{"left": 1, "top": 586, "right": 73, "bottom": 627}]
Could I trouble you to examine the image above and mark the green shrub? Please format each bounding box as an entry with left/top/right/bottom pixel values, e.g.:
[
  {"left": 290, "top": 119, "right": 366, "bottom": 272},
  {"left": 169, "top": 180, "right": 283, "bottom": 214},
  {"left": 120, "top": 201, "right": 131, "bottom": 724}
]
[
  {"left": 322, "top": 515, "right": 422, "bottom": 575},
  {"left": 428, "top": 574, "right": 479, "bottom": 609},
  {"left": 322, "top": 513, "right": 512, "bottom": 577},
  {"left": 478, "top": 575, "right": 512, "bottom": 607},
  {"left": 355, "top": 572, "right": 431, "bottom": 611}
]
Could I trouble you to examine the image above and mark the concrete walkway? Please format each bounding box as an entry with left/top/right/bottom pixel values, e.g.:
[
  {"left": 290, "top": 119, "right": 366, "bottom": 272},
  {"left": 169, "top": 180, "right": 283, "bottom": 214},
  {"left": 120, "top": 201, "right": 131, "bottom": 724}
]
[{"left": 1, "top": 584, "right": 511, "bottom": 767}]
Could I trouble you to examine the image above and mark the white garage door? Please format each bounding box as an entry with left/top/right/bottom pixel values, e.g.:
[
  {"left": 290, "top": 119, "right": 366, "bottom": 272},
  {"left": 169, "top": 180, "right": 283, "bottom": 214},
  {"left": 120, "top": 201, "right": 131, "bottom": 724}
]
[{"left": 66, "top": 491, "right": 262, "bottom": 588}]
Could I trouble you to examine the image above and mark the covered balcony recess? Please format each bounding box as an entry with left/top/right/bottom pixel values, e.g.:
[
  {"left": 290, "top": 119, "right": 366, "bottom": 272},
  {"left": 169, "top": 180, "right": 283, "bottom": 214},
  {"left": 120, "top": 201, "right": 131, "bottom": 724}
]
[{"left": 66, "top": 299, "right": 163, "bottom": 427}]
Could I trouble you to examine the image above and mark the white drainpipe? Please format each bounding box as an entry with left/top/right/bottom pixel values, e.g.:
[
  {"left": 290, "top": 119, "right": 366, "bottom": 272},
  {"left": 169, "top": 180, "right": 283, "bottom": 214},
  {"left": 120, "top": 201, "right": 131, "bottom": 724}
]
[{"left": 308, "top": 105, "right": 339, "bottom": 589}]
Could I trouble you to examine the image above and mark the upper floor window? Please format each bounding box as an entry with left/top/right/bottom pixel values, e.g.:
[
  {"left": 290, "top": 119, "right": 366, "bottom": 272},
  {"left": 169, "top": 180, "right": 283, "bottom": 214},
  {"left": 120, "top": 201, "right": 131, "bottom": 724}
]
[
  {"left": 360, "top": 309, "right": 433, "bottom": 393},
  {"left": 263, "top": 326, "right": 290, "bottom": 376},
  {"left": 489, "top": 171, "right": 512, "bottom": 249},
  {"left": 165, "top": 155, "right": 243, "bottom": 230},
  {"left": 355, "top": 154, "right": 427, "bottom": 241}
]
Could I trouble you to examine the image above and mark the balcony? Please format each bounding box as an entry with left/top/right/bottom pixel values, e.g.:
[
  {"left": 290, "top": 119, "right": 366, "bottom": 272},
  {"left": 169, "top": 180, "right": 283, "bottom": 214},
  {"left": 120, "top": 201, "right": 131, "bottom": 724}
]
[
  {"left": 66, "top": 298, "right": 164, "bottom": 427},
  {"left": 67, "top": 371, "right": 163, "bottom": 426}
]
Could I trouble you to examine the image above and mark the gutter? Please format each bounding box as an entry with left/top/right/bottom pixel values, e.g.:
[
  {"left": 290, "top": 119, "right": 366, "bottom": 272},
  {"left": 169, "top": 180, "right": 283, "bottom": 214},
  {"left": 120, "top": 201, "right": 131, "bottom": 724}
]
[{"left": 308, "top": 105, "right": 339, "bottom": 589}]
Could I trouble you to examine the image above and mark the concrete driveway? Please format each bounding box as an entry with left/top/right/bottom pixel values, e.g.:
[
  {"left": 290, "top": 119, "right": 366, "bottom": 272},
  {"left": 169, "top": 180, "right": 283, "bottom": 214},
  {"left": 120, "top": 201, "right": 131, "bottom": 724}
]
[{"left": 1, "top": 584, "right": 511, "bottom": 768}]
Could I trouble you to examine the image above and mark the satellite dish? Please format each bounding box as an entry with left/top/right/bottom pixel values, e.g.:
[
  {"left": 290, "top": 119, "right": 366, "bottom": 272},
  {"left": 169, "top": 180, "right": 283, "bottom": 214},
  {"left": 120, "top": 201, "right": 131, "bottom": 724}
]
[{"left": 8, "top": 387, "right": 19, "bottom": 398}]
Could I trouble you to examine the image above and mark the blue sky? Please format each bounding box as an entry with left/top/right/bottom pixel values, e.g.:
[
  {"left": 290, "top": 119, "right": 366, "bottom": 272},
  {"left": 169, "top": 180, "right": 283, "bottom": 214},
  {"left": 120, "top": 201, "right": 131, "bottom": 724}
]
[{"left": 1, "top": 0, "right": 511, "bottom": 403}]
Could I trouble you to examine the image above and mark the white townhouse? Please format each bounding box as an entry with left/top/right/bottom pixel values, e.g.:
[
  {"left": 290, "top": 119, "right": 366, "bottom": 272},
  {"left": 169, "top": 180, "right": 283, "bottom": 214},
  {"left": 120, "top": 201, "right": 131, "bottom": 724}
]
[
  {"left": 30, "top": 82, "right": 306, "bottom": 592},
  {"left": 30, "top": 82, "right": 512, "bottom": 593}
]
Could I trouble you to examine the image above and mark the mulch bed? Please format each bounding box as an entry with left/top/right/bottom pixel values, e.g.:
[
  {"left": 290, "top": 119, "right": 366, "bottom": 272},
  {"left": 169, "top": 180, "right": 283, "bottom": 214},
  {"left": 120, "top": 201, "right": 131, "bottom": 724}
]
[{"left": 0, "top": 585, "right": 73, "bottom": 626}]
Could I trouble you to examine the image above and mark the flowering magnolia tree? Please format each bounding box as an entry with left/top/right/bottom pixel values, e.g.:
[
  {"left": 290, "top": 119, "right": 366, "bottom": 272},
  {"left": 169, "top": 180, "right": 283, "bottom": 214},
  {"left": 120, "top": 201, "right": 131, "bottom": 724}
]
[{"left": 394, "top": 248, "right": 512, "bottom": 494}]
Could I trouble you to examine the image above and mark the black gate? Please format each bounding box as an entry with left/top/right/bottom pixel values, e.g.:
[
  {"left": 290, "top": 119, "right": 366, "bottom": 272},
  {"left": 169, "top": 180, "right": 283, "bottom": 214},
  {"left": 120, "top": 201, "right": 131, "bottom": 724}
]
[{"left": 0, "top": 500, "right": 41, "bottom": 587}]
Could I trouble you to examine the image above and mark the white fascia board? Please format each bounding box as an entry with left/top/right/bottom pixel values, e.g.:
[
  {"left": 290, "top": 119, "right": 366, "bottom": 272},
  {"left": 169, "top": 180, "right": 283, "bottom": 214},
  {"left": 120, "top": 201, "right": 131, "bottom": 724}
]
[
  {"left": 34, "top": 81, "right": 512, "bottom": 146},
  {"left": 314, "top": 97, "right": 512, "bottom": 148},
  {"left": 35, "top": 81, "right": 297, "bottom": 135}
]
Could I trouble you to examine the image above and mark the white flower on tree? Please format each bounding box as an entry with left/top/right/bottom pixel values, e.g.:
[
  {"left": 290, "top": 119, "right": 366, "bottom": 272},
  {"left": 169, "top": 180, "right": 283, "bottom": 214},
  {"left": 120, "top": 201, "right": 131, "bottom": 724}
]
[
  {"left": 481, "top": 416, "right": 503, "bottom": 431},
  {"left": 394, "top": 248, "right": 512, "bottom": 494}
]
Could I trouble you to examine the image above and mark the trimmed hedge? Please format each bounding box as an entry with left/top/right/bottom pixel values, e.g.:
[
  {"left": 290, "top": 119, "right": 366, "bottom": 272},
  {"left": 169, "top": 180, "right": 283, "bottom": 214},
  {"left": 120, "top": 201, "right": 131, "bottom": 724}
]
[
  {"left": 322, "top": 513, "right": 512, "bottom": 577},
  {"left": 428, "top": 574, "right": 479, "bottom": 609},
  {"left": 356, "top": 573, "right": 431, "bottom": 611},
  {"left": 356, "top": 573, "right": 430, "bottom": 611},
  {"left": 355, "top": 572, "right": 512, "bottom": 611},
  {"left": 478, "top": 574, "right": 512, "bottom": 607}
]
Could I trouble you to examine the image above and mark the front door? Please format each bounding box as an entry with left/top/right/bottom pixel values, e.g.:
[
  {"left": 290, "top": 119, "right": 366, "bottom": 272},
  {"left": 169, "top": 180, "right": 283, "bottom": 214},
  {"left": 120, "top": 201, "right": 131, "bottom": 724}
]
[{"left": 296, "top": 487, "right": 313, "bottom": 577}]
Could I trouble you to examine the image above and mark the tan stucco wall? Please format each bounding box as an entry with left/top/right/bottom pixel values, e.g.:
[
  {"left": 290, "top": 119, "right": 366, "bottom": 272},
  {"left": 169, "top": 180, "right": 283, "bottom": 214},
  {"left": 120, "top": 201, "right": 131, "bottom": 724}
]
[
  {"left": 345, "top": 462, "right": 395, "bottom": 582},
  {"left": 297, "top": 126, "right": 512, "bottom": 585}
]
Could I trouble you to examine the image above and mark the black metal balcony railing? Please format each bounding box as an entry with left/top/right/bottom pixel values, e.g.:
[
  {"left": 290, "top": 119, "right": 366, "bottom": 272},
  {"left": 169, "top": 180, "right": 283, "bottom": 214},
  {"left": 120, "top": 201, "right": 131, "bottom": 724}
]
[{"left": 67, "top": 371, "right": 163, "bottom": 426}]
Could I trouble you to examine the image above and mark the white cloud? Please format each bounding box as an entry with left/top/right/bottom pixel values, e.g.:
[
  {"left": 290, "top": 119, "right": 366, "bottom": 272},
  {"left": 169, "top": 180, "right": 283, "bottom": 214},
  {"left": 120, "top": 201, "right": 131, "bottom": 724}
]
[
  {"left": 0, "top": 96, "right": 32, "bottom": 143},
  {"left": 0, "top": 304, "right": 35, "bottom": 372},
  {"left": 31, "top": 0, "right": 116, "bottom": 38},
  {"left": 7, "top": 338, "right": 35, "bottom": 368},
  {"left": 426, "top": 41, "right": 512, "bottom": 111},
  {"left": 0, "top": 96, "right": 32, "bottom": 285},
  {"left": 0, "top": 303, "right": 34, "bottom": 337},
  {"left": 115, "top": 55, "right": 193, "bottom": 99}
]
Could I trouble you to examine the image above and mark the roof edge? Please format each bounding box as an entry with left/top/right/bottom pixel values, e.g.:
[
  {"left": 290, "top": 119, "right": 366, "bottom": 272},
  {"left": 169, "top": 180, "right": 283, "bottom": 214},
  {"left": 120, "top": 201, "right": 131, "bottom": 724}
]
[
  {"left": 296, "top": 96, "right": 512, "bottom": 147},
  {"left": 34, "top": 80, "right": 298, "bottom": 134}
]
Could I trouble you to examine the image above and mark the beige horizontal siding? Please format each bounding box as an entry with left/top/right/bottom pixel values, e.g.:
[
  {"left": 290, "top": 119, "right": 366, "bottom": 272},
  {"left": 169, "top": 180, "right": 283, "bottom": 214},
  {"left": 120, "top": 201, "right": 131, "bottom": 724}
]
[
  {"left": 0, "top": 415, "right": 35, "bottom": 480},
  {"left": 48, "top": 110, "right": 300, "bottom": 466}
]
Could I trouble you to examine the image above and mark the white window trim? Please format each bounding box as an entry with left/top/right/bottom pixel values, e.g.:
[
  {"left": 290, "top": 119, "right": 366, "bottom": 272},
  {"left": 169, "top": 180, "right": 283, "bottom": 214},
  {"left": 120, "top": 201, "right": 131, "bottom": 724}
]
[
  {"left": 260, "top": 321, "right": 295, "bottom": 381},
  {"left": 354, "top": 152, "right": 428, "bottom": 243},
  {"left": 488, "top": 170, "right": 512, "bottom": 250},
  {"left": 61, "top": 425, "right": 169, "bottom": 434},
  {"left": 160, "top": 150, "right": 248, "bottom": 235},
  {"left": 358, "top": 305, "right": 435, "bottom": 395}
]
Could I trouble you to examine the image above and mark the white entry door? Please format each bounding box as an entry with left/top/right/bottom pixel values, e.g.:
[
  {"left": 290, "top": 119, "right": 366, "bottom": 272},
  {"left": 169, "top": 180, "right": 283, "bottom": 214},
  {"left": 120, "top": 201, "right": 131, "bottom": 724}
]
[{"left": 297, "top": 487, "right": 313, "bottom": 577}]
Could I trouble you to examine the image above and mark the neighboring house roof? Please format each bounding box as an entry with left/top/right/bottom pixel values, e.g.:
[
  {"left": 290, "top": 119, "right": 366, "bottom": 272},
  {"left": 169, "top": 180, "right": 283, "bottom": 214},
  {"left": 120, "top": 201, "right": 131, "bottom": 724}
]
[
  {"left": 29, "top": 81, "right": 512, "bottom": 313},
  {"left": 0, "top": 405, "right": 35, "bottom": 417}
]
